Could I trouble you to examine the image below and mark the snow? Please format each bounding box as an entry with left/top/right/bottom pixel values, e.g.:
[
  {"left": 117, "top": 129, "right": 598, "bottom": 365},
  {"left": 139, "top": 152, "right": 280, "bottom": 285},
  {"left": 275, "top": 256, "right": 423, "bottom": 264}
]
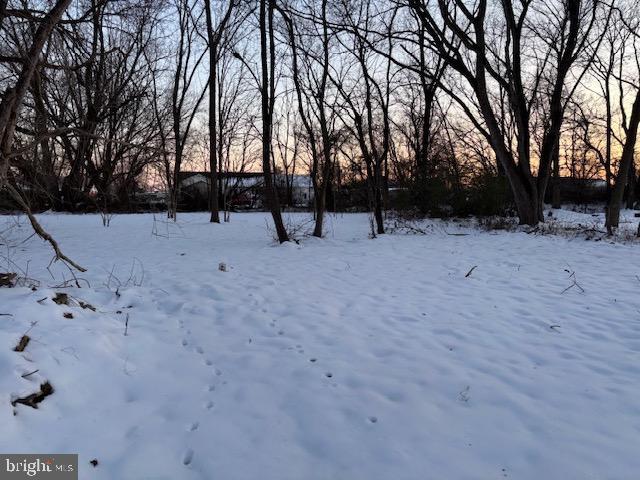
[{"left": 1, "top": 210, "right": 639, "bottom": 479}]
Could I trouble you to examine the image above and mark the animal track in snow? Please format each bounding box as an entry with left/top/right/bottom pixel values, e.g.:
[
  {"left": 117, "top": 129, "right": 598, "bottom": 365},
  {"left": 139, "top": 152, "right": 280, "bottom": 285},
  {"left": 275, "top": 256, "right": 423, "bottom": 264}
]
[{"left": 182, "top": 448, "right": 194, "bottom": 466}]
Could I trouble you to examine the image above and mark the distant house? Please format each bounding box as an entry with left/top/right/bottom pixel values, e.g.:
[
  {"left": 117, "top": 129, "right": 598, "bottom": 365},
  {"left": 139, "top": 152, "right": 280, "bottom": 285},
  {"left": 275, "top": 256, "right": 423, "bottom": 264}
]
[
  {"left": 177, "top": 172, "right": 314, "bottom": 210},
  {"left": 280, "top": 175, "right": 314, "bottom": 207},
  {"left": 132, "top": 191, "right": 168, "bottom": 211}
]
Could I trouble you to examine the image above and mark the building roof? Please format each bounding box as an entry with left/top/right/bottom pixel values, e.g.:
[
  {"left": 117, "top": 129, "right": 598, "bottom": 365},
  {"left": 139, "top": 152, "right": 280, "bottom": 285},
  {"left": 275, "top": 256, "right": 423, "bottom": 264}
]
[
  {"left": 179, "top": 172, "right": 312, "bottom": 190},
  {"left": 286, "top": 175, "right": 313, "bottom": 189},
  {"left": 178, "top": 171, "right": 263, "bottom": 181}
]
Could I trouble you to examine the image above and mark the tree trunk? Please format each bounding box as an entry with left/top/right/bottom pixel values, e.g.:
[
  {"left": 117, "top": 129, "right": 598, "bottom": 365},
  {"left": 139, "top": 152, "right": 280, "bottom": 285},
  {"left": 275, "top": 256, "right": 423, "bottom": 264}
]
[
  {"left": 312, "top": 192, "right": 326, "bottom": 238},
  {"left": 168, "top": 188, "right": 178, "bottom": 221},
  {"left": 625, "top": 158, "right": 636, "bottom": 209},
  {"left": 501, "top": 159, "right": 542, "bottom": 225},
  {"left": 260, "top": 0, "right": 288, "bottom": 243},
  {"left": 373, "top": 185, "right": 384, "bottom": 234},
  {"left": 208, "top": 62, "right": 220, "bottom": 223},
  {"left": 204, "top": 0, "right": 220, "bottom": 223},
  {"left": 551, "top": 142, "right": 561, "bottom": 209}
]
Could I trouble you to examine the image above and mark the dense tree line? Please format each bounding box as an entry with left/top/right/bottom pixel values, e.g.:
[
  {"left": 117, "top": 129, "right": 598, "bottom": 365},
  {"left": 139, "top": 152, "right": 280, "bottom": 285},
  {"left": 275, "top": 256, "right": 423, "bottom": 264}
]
[{"left": 0, "top": 0, "right": 639, "bottom": 252}]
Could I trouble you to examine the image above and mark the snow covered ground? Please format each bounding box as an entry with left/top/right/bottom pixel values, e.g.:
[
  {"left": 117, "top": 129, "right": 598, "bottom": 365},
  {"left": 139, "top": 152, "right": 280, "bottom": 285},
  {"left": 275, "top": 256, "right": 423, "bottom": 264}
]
[{"left": 1, "top": 209, "right": 639, "bottom": 479}]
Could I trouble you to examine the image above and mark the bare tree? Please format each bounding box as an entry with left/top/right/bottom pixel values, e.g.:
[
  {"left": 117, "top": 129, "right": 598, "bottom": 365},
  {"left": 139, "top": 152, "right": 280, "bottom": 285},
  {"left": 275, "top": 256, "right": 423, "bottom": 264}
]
[
  {"left": 162, "top": 0, "right": 208, "bottom": 220},
  {"left": 258, "top": 0, "right": 288, "bottom": 242},
  {"left": 203, "top": 0, "right": 241, "bottom": 223},
  {"left": 278, "top": 0, "right": 339, "bottom": 237},
  {"left": 406, "top": 0, "right": 606, "bottom": 225},
  {"left": 606, "top": 5, "right": 640, "bottom": 231},
  {"left": 330, "top": 0, "right": 395, "bottom": 234},
  {"left": 0, "top": 0, "right": 86, "bottom": 271},
  {"left": 34, "top": 0, "right": 165, "bottom": 211}
]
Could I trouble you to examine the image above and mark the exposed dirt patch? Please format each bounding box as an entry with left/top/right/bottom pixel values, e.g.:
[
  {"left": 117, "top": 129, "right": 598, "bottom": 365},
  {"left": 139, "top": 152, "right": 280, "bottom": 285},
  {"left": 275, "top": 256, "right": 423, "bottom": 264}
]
[
  {"left": 0, "top": 272, "right": 17, "bottom": 288},
  {"left": 52, "top": 293, "right": 70, "bottom": 305}
]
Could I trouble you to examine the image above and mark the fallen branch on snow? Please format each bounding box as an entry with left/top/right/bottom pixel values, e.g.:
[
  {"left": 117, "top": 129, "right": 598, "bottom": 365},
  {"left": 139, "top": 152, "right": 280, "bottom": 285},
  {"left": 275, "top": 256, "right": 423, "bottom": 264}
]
[
  {"left": 11, "top": 381, "right": 54, "bottom": 409},
  {"left": 5, "top": 184, "right": 86, "bottom": 272},
  {"left": 13, "top": 335, "right": 30, "bottom": 352},
  {"left": 561, "top": 269, "right": 585, "bottom": 294}
]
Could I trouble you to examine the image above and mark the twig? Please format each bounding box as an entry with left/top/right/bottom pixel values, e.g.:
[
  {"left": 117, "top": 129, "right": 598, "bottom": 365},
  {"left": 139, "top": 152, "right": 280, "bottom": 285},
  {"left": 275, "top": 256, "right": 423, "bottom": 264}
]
[
  {"left": 127, "top": 258, "right": 145, "bottom": 287},
  {"left": 465, "top": 265, "right": 478, "bottom": 278},
  {"left": 21, "top": 369, "right": 39, "bottom": 378},
  {"left": 387, "top": 217, "right": 433, "bottom": 235},
  {"left": 561, "top": 269, "right": 585, "bottom": 294},
  {"left": 23, "top": 321, "right": 38, "bottom": 336},
  {"left": 103, "top": 264, "right": 121, "bottom": 291}
]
